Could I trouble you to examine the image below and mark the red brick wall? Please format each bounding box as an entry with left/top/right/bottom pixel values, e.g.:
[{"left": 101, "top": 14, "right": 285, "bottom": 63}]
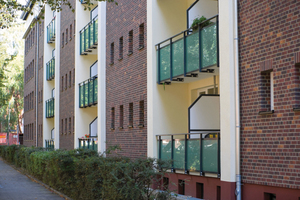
[
  {"left": 24, "top": 23, "right": 38, "bottom": 147},
  {"left": 37, "top": 16, "right": 45, "bottom": 147},
  {"left": 59, "top": 3, "right": 76, "bottom": 150},
  {"left": 106, "top": 0, "right": 147, "bottom": 158},
  {"left": 239, "top": 0, "right": 300, "bottom": 190}
]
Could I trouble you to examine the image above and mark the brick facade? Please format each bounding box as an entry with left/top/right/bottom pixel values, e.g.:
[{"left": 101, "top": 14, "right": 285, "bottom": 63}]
[
  {"left": 239, "top": 0, "right": 300, "bottom": 192},
  {"left": 37, "top": 17, "right": 45, "bottom": 147},
  {"left": 106, "top": 0, "right": 147, "bottom": 158},
  {"left": 23, "top": 20, "right": 44, "bottom": 146},
  {"left": 59, "top": 2, "right": 76, "bottom": 150}
]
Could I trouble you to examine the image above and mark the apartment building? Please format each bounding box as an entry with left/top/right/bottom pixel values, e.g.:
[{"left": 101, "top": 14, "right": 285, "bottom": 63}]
[{"left": 22, "top": 0, "right": 300, "bottom": 199}]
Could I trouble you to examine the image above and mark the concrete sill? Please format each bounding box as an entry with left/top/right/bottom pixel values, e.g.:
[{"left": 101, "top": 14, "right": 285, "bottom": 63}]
[{"left": 258, "top": 110, "right": 274, "bottom": 115}]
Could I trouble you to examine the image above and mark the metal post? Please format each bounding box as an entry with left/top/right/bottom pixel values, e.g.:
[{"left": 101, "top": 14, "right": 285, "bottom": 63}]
[
  {"left": 184, "top": 134, "right": 188, "bottom": 174},
  {"left": 157, "top": 44, "right": 161, "bottom": 84},
  {"left": 199, "top": 24, "right": 202, "bottom": 72},
  {"left": 183, "top": 32, "right": 187, "bottom": 77},
  {"left": 217, "top": 132, "right": 220, "bottom": 177},
  {"left": 216, "top": 16, "right": 219, "bottom": 67},
  {"left": 170, "top": 38, "right": 173, "bottom": 81},
  {"left": 7, "top": 102, "right": 10, "bottom": 146},
  {"left": 200, "top": 133, "right": 203, "bottom": 176},
  {"left": 171, "top": 135, "right": 174, "bottom": 172}
]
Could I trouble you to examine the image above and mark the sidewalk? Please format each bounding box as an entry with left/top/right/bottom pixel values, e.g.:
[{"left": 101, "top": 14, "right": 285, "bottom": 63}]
[{"left": 0, "top": 158, "right": 64, "bottom": 200}]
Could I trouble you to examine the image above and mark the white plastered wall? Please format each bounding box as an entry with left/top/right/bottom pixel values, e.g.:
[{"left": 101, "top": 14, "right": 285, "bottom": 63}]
[
  {"left": 43, "top": 5, "right": 56, "bottom": 147},
  {"left": 74, "top": 1, "right": 98, "bottom": 148},
  {"left": 147, "top": 0, "right": 188, "bottom": 158},
  {"left": 97, "top": 2, "right": 106, "bottom": 154},
  {"left": 219, "top": 0, "right": 237, "bottom": 183}
]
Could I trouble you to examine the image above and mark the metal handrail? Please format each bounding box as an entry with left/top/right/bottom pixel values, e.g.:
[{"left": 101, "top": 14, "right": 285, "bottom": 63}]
[
  {"left": 79, "top": 16, "right": 98, "bottom": 34},
  {"left": 155, "top": 15, "right": 218, "bottom": 47},
  {"left": 158, "top": 131, "right": 220, "bottom": 177},
  {"left": 78, "top": 75, "right": 98, "bottom": 86}
]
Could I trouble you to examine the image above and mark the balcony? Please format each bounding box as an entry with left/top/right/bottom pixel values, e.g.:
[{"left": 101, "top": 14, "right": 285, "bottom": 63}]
[
  {"left": 47, "top": 17, "right": 56, "bottom": 43},
  {"left": 80, "top": 16, "right": 98, "bottom": 55},
  {"left": 79, "top": 76, "right": 98, "bottom": 108},
  {"left": 46, "top": 57, "right": 55, "bottom": 81},
  {"left": 158, "top": 132, "right": 220, "bottom": 176},
  {"left": 45, "top": 98, "right": 54, "bottom": 118},
  {"left": 78, "top": 136, "right": 98, "bottom": 151},
  {"left": 156, "top": 15, "right": 219, "bottom": 84},
  {"left": 45, "top": 139, "right": 54, "bottom": 150}
]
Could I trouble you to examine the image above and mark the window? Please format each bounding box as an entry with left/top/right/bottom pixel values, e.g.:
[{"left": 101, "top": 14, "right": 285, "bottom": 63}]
[
  {"left": 162, "top": 177, "right": 169, "bottom": 191},
  {"left": 110, "top": 43, "right": 114, "bottom": 64},
  {"left": 139, "top": 23, "right": 144, "bottom": 49},
  {"left": 128, "top": 103, "right": 133, "bottom": 128},
  {"left": 69, "top": 71, "right": 72, "bottom": 87},
  {"left": 65, "top": 118, "right": 67, "bottom": 134},
  {"left": 65, "top": 74, "right": 67, "bottom": 90},
  {"left": 264, "top": 193, "right": 276, "bottom": 200},
  {"left": 61, "top": 76, "right": 64, "bottom": 91},
  {"left": 217, "top": 186, "right": 221, "bottom": 200},
  {"left": 70, "top": 24, "right": 72, "bottom": 40},
  {"left": 119, "top": 105, "right": 123, "bottom": 129},
  {"left": 69, "top": 117, "right": 71, "bottom": 134},
  {"left": 111, "top": 107, "right": 115, "bottom": 130},
  {"left": 259, "top": 70, "right": 274, "bottom": 114},
  {"left": 196, "top": 183, "right": 204, "bottom": 199},
  {"left": 65, "top": 29, "right": 68, "bottom": 44},
  {"left": 61, "top": 119, "right": 64, "bottom": 134},
  {"left": 178, "top": 180, "right": 185, "bottom": 195},
  {"left": 72, "top": 116, "right": 75, "bottom": 133},
  {"left": 128, "top": 30, "right": 133, "bottom": 55},
  {"left": 139, "top": 100, "right": 144, "bottom": 127},
  {"left": 73, "top": 69, "right": 75, "bottom": 85},
  {"left": 62, "top": 32, "right": 64, "bottom": 47},
  {"left": 119, "top": 37, "right": 123, "bottom": 60}
]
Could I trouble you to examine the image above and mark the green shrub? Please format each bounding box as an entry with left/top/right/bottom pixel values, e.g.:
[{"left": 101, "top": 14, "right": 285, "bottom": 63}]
[
  {"left": 0, "top": 146, "right": 172, "bottom": 200},
  {"left": 190, "top": 16, "right": 212, "bottom": 30}
]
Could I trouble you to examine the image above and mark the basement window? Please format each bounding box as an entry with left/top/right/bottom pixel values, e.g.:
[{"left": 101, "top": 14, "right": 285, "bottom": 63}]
[
  {"left": 259, "top": 71, "right": 274, "bottom": 115},
  {"left": 264, "top": 193, "right": 276, "bottom": 200}
]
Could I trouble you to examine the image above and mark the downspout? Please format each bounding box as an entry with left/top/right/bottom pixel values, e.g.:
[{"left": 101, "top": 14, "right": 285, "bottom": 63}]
[
  {"left": 35, "top": 19, "right": 39, "bottom": 147},
  {"left": 186, "top": 0, "right": 199, "bottom": 30},
  {"left": 234, "top": 0, "right": 241, "bottom": 200}
]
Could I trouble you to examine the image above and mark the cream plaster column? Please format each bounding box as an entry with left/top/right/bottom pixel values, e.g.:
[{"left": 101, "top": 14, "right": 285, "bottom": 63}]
[
  {"left": 219, "top": 0, "right": 237, "bottom": 183},
  {"left": 97, "top": 2, "right": 106, "bottom": 154},
  {"left": 54, "top": 10, "right": 61, "bottom": 149}
]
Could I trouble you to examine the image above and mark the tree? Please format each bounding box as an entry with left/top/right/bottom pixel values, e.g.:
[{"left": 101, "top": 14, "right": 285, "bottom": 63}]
[
  {"left": 0, "top": 22, "right": 25, "bottom": 133},
  {"left": 0, "top": 0, "right": 117, "bottom": 29}
]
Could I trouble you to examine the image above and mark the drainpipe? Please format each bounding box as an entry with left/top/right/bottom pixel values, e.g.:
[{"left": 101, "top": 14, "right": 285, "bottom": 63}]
[
  {"left": 35, "top": 18, "right": 39, "bottom": 147},
  {"left": 234, "top": 0, "right": 241, "bottom": 200},
  {"left": 186, "top": 0, "right": 199, "bottom": 30}
]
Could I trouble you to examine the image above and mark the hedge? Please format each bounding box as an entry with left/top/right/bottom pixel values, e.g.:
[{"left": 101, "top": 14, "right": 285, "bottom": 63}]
[{"left": 0, "top": 145, "right": 173, "bottom": 200}]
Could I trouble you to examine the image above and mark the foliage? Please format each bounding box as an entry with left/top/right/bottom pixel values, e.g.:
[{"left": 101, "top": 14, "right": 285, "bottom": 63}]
[
  {"left": 0, "top": 0, "right": 117, "bottom": 29},
  {"left": 0, "top": 22, "right": 25, "bottom": 132},
  {"left": 190, "top": 16, "right": 212, "bottom": 30},
  {"left": 0, "top": 145, "right": 176, "bottom": 200}
]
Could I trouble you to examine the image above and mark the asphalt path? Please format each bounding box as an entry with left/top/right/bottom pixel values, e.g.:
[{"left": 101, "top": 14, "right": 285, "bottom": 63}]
[{"left": 0, "top": 157, "right": 64, "bottom": 200}]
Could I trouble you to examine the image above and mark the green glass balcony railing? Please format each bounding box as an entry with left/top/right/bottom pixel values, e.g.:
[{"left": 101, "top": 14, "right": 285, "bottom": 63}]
[
  {"left": 47, "top": 17, "right": 56, "bottom": 43},
  {"left": 79, "top": 76, "right": 98, "bottom": 108},
  {"left": 80, "top": 16, "right": 98, "bottom": 55},
  {"left": 79, "top": 137, "right": 98, "bottom": 151},
  {"left": 156, "top": 15, "right": 219, "bottom": 84},
  {"left": 45, "top": 139, "right": 54, "bottom": 150},
  {"left": 45, "top": 98, "right": 54, "bottom": 118},
  {"left": 158, "top": 132, "right": 220, "bottom": 176},
  {"left": 46, "top": 57, "right": 55, "bottom": 81}
]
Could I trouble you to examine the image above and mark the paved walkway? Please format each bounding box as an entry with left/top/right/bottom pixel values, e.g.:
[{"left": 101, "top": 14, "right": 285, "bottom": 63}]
[{"left": 0, "top": 158, "right": 64, "bottom": 200}]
